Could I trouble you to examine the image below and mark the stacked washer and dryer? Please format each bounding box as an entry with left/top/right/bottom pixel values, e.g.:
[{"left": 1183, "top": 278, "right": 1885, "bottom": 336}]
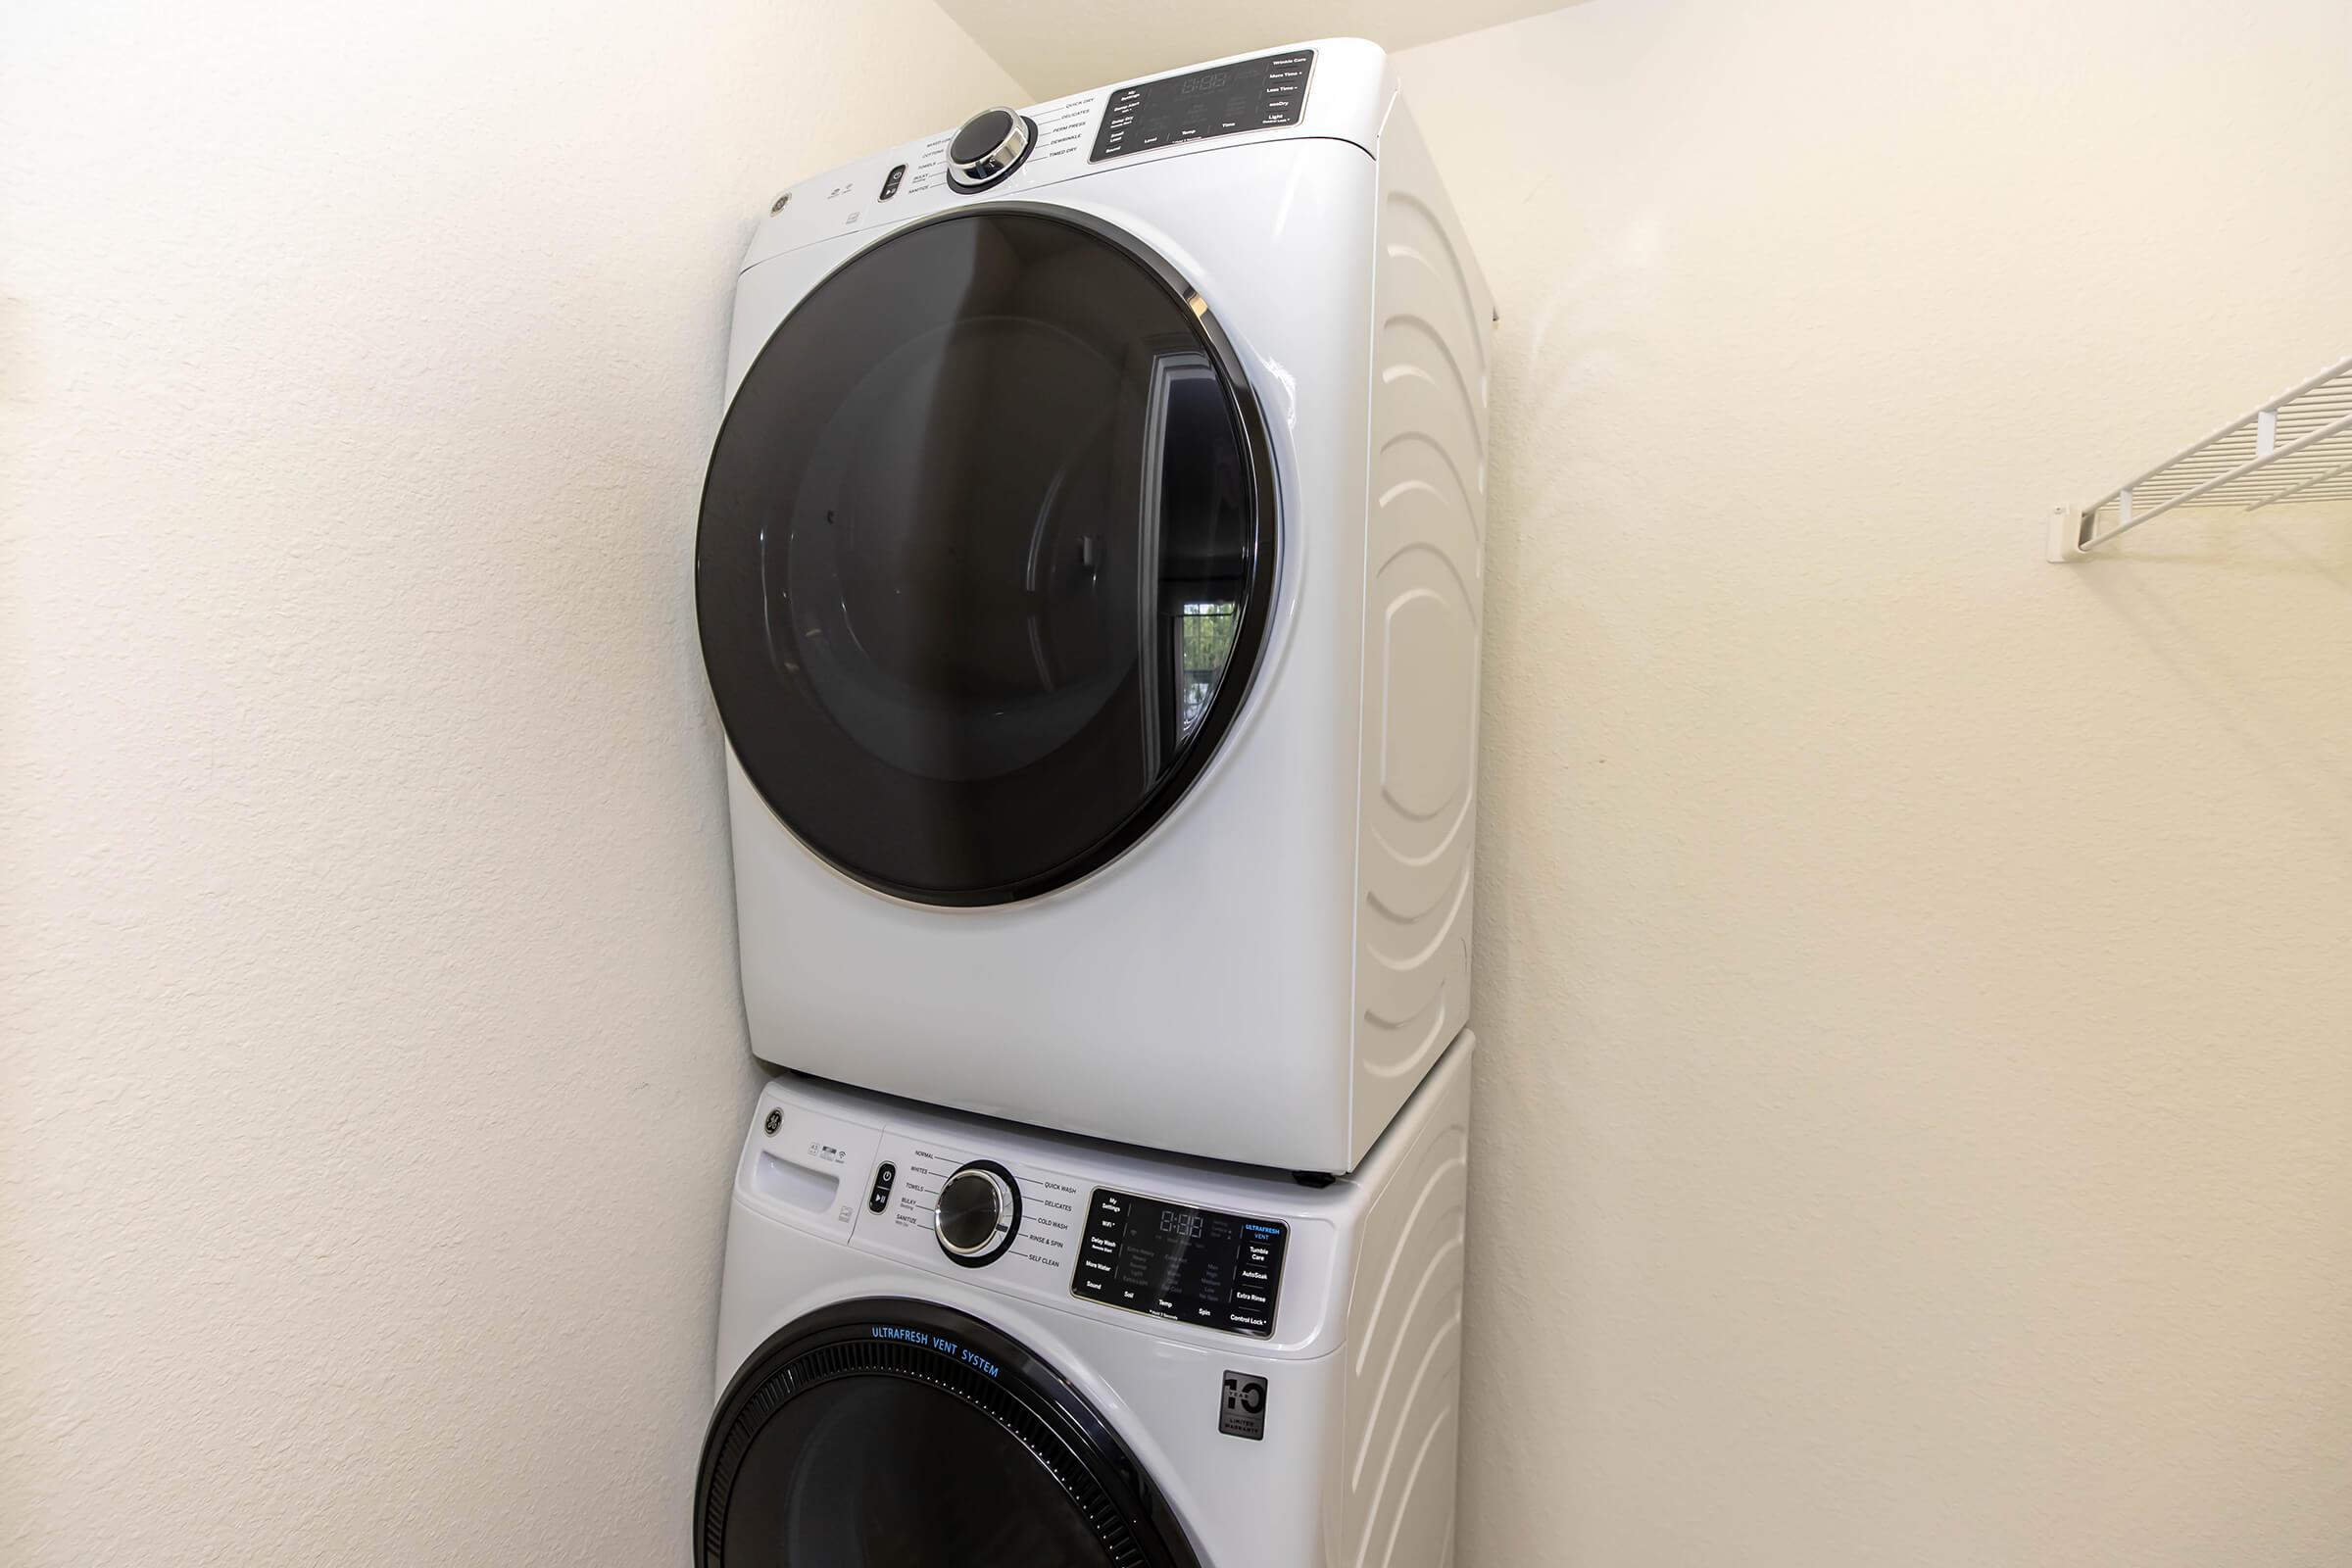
[{"left": 691, "top": 38, "right": 1494, "bottom": 1568}]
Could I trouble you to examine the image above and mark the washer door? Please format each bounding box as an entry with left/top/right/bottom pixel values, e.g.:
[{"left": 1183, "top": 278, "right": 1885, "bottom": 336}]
[
  {"left": 697, "top": 207, "right": 1277, "bottom": 906},
  {"left": 695, "top": 1299, "right": 1200, "bottom": 1568}
]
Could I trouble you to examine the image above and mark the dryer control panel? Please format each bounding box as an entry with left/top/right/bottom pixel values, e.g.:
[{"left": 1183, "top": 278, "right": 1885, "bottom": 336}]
[
  {"left": 1072, "top": 1188, "right": 1288, "bottom": 1338},
  {"left": 1090, "top": 49, "right": 1314, "bottom": 163}
]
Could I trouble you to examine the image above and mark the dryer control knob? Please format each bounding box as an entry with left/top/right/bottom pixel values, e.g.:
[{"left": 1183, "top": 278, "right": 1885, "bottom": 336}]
[
  {"left": 933, "top": 1162, "right": 1019, "bottom": 1265},
  {"left": 947, "top": 107, "right": 1033, "bottom": 190}
]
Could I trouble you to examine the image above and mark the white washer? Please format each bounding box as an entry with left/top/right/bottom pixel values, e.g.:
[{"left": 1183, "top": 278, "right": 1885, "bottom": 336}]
[
  {"left": 697, "top": 1034, "right": 1474, "bottom": 1568},
  {"left": 697, "top": 39, "right": 1493, "bottom": 1173}
]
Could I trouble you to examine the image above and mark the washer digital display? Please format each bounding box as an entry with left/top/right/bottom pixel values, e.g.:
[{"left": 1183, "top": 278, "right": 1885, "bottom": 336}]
[{"left": 1071, "top": 1188, "right": 1287, "bottom": 1337}]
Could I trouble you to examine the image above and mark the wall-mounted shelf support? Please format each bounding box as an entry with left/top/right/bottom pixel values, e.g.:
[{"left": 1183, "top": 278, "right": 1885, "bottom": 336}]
[{"left": 2048, "top": 354, "right": 2352, "bottom": 562}]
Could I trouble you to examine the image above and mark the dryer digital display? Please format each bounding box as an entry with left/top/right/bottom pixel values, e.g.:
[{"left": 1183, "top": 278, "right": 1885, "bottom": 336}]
[
  {"left": 1090, "top": 50, "right": 1314, "bottom": 162},
  {"left": 1072, "top": 1188, "right": 1287, "bottom": 1337}
]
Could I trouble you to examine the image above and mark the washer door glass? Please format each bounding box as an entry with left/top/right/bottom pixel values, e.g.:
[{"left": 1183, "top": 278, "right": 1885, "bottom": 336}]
[
  {"left": 697, "top": 208, "right": 1276, "bottom": 906},
  {"left": 695, "top": 1302, "right": 1200, "bottom": 1568}
]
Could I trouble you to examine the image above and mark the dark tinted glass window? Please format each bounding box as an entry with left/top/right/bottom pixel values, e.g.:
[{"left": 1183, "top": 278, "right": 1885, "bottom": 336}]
[
  {"left": 697, "top": 210, "right": 1273, "bottom": 906},
  {"left": 697, "top": 1306, "right": 1200, "bottom": 1568},
  {"left": 722, "top": 1378, "right": 1112, "bottom": 1566}
]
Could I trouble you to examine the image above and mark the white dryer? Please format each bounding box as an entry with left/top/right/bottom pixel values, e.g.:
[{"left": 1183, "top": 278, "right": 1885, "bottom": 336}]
[
  {"left": 698, "top": 1034, "right": 1473, "bottom": 1567},
  {"left": 697, "top": 39, "right": 1494, "bottom": 1172}
]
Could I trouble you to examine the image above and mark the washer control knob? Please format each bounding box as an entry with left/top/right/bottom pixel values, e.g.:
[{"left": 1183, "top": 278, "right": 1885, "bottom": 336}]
[
  {"left": 948, "top": 107, "right": 1032, "bottom": 190},
  {"left": 934, "top": 1163, "right": 1019, "bottom": 1264}
]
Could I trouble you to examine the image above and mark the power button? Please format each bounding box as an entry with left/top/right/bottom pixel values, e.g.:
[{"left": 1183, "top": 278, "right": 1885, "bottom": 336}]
[{"left": 866, "top": 1161, "right": 897, "bottom": 1213}]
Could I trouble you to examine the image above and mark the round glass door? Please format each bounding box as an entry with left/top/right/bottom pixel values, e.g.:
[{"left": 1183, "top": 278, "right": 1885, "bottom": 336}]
[
  {"left": 695, "top": 1300, "right": 1200, "bottom": 1568},
  {"left": 697, "top": 207, "right": 1277, "bottom": 906}
]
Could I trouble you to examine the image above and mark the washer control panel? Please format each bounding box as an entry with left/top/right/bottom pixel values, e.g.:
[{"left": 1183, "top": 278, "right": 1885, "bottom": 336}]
[
  {"left": 1072, "top": 1188, "right": 1288, "bottom": 1338},
  {"left": 853, "top": 1135, "right": 1084, "bottom": 1295},
  {"left": 1090, "top": 49, "right": 1315, "bottom": 163},
  {"left": 737, "top": 1078, "right": 1348, "bottom": 1353}
]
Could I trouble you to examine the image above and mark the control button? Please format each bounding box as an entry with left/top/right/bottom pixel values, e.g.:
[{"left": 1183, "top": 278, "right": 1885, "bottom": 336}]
[
  {"left": 878, "top": 163, "right": 906, "bottom": 200},
  {"left": 947, "top": 107, "right": 1034, "bottom": 190},
  {"left": 866, "top": 1160, "right": 896, "bottom": 1213},
  {"left": 934, "top": 1162, "right": 1019, "bottom": 1266}
]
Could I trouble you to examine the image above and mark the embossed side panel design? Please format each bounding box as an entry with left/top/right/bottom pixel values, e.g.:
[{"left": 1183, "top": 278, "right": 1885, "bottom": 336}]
[
  {"left": 1340, "top": 1039, "right": 1471, "bottom": 1568},
  {"left": 1350, "top": 97, "right": 1494, "bottom": 1159}
]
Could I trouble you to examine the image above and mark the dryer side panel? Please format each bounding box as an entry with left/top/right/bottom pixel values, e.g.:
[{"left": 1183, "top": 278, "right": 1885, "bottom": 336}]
[{"left": 1348, "top": 97, "right": 1495, "bottom": 1164}]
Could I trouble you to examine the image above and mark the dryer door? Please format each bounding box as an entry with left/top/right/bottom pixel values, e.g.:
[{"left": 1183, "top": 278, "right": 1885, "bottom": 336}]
[
  {"left": 697, "top": 206, "right": 1277, "bottom": 907},
  {"left": 695, "top": 1299, "right": 1200, "bottom": 1568}
]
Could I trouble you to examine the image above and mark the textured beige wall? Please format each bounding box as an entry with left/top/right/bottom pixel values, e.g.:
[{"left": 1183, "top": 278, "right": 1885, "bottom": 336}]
[
  {"left": 0, "top": 4, "right": 1017, "bottom": 1562},
  {"left": 1395, "top": 2, "right": 2352, "bottom": 1563}
]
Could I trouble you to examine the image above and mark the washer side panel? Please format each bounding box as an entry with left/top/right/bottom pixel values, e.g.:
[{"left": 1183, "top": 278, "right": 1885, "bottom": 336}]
[{"left": 1338, "top": 1028, "right": 1474, "bottom": 1567}]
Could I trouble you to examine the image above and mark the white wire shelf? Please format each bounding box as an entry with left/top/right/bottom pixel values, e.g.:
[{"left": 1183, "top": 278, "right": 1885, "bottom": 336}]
[{"left": 2049, "top": 352, "right": 2352, "bottom": 560}]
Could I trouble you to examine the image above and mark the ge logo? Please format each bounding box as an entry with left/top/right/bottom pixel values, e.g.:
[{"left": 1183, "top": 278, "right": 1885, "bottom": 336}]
[{"left": 764, "top": 1109, "right": 783, "bottom": 1136}]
